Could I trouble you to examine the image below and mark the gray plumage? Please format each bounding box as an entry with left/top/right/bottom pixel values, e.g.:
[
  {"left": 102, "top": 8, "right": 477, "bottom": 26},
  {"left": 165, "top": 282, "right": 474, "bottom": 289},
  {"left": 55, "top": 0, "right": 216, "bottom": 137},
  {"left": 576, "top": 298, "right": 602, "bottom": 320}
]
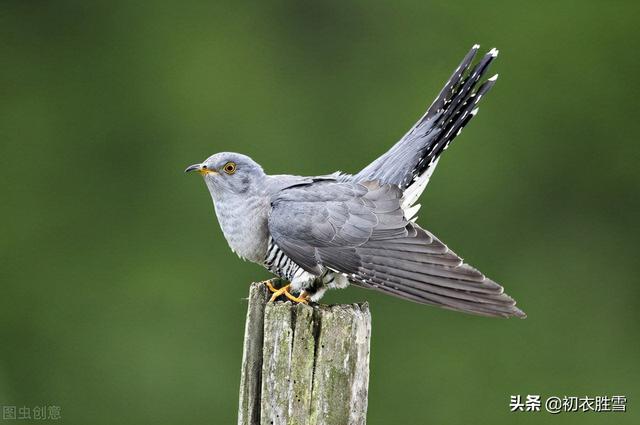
[{"left": 186, "top": 45, "right": 525, "bottom": 318}]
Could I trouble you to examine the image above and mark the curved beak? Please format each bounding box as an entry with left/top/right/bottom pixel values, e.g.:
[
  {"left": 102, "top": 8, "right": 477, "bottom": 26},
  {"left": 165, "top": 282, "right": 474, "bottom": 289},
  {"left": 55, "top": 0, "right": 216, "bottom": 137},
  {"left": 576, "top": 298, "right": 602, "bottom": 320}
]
[
  {"left": 184, "top": 163, "right": 202, "bottom": 173},
  {"left": 184, "top": 163, "right": 218, "bottom": 176}
]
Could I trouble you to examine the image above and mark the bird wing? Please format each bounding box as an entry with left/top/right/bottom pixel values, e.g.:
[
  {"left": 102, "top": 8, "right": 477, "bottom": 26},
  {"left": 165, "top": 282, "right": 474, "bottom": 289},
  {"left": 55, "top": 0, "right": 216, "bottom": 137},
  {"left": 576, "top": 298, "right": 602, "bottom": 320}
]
[
  {"left": 354, "top": 45, "right": 499, "bottom": 212},
  {"left": 268, "top": 180, "right": 525, "bottom": 318}
]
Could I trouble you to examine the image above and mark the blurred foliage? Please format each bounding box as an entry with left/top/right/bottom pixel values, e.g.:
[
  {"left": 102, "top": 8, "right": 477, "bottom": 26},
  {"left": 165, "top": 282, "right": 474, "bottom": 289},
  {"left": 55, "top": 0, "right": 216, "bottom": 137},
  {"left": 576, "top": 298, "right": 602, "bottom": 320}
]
[{"left": 1, "top": 1, "right": 639, "bottom": 424}]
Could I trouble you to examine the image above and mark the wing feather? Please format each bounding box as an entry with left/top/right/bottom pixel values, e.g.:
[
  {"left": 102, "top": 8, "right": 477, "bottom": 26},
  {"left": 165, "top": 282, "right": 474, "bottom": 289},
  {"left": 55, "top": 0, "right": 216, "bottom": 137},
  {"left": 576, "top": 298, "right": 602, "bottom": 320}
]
[{"left": 268, "top": 180, "right": 525, "bottom": 318}]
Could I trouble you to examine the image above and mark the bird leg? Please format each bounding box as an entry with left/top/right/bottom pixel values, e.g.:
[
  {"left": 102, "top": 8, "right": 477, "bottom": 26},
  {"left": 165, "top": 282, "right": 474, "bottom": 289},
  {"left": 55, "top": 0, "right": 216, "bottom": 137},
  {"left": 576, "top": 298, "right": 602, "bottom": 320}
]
[{"left": 264, "top": 280, "right": 309, "bottom": 304}]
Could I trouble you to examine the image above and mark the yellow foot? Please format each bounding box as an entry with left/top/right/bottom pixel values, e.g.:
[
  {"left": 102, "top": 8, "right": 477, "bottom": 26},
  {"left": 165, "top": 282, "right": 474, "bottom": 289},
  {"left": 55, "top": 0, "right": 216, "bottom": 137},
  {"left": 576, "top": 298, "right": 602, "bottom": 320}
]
[
  {"left": 265, "top": 281, "right": 309, "bottom": 304},
  {"left": 283, "top": 290, "right": 309, "bottom": 304}
]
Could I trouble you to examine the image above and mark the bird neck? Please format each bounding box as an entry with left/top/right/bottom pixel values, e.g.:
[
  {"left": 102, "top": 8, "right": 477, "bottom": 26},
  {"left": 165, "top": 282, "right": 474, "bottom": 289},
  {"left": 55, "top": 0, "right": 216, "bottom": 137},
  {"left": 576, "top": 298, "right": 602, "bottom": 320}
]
[{"left": 211, "top": 193, "right": 271, "bottom": 263}]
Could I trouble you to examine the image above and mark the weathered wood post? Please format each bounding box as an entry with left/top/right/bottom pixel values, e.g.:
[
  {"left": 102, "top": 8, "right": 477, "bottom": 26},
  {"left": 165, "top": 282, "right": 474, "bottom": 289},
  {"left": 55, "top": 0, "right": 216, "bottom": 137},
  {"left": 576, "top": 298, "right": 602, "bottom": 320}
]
[{"left": 238, "top": 282, "right": 371, "bottom": 425}]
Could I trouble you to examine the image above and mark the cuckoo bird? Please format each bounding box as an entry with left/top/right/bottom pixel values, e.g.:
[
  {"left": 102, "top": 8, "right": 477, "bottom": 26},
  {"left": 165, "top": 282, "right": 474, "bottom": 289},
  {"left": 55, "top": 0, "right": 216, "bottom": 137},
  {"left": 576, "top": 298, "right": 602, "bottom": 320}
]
[{"left": 185, "top": 45, "right": 525, "bottom": 318}]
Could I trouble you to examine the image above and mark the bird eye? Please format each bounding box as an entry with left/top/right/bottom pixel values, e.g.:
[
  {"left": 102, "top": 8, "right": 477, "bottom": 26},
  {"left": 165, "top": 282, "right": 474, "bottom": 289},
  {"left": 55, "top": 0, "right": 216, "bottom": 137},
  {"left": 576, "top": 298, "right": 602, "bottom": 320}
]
[{"left": 223, "top": 161, "right": 237, "bottom": 175}]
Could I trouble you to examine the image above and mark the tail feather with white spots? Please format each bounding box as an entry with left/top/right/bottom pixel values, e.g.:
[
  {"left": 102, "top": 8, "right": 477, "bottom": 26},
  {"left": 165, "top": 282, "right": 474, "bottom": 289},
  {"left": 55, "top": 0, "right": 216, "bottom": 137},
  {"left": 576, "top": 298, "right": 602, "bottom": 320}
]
[{"left": 354, "top": 45, "right": 500, "bottom": 218}]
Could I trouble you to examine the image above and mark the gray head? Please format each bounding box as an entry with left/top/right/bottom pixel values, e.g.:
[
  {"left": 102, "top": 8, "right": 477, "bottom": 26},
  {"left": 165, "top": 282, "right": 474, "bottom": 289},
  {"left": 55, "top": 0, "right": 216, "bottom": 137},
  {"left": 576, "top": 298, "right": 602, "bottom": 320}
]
[{"left": 185, "top": 152, "right": 266, "bottom": 198}]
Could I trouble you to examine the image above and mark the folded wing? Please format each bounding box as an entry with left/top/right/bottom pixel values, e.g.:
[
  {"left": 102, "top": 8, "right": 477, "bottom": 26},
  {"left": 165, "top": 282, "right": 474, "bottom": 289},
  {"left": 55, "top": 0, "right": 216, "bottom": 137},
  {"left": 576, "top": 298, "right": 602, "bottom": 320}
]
[{"left": 268, "top": 180, "right": 525, "bottom": 318}]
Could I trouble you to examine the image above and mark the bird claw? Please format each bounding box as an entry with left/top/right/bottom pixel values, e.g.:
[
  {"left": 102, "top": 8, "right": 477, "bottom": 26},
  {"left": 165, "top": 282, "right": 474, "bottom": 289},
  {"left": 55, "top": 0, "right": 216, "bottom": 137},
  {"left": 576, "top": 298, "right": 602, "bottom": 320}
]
[
  {"left": 262, "top": 278, "right": 281, "bottom": 294},
  {"left": 263, "top": 280, "right": 309, "bottom": 304},
  {"left": 283, "top": 290, "right": 309, "bottom": 304}
]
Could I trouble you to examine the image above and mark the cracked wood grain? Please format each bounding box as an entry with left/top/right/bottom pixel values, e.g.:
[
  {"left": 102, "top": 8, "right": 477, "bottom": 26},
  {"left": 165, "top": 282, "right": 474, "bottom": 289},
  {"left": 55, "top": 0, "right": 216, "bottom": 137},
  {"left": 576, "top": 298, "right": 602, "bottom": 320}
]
[{"left": 238, "top": 282, "right": 371, "bottom": 425}]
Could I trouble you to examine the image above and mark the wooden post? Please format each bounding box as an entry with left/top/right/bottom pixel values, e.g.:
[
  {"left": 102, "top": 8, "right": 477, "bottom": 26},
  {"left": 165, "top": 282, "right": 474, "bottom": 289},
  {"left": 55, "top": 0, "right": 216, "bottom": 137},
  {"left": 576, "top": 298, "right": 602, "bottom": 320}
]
[{"left": 238, "top": 282, "right": 371, "bottom": 425}]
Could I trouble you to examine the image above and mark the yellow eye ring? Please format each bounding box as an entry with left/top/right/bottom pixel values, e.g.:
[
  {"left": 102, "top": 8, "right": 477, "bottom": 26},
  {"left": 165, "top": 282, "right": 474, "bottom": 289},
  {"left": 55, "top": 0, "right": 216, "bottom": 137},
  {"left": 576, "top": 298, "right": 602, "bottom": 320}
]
[{"left": 223, "top": 161, "right": 237, "bottom": 175}]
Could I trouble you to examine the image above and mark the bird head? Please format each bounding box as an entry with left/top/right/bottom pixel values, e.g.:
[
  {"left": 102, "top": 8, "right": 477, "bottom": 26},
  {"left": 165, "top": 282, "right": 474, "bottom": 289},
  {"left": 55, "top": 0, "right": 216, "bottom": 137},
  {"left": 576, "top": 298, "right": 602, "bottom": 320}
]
[{"left": 185, "top": 152, "right": 265, "bottom": 198}]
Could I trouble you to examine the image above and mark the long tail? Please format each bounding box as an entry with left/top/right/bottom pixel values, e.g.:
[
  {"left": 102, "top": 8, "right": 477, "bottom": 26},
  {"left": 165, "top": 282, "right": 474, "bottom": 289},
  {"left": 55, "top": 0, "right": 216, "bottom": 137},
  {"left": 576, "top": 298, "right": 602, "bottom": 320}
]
[{"left": 355, "top": 45, "right": 499, "bottom": 207}]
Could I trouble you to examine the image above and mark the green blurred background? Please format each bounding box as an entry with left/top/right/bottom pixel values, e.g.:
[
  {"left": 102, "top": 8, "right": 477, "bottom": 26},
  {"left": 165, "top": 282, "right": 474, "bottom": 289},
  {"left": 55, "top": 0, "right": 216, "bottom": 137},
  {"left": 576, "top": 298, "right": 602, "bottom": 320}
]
[{"left": 2, "top": 0, "right": 638, "bottom": 424}]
